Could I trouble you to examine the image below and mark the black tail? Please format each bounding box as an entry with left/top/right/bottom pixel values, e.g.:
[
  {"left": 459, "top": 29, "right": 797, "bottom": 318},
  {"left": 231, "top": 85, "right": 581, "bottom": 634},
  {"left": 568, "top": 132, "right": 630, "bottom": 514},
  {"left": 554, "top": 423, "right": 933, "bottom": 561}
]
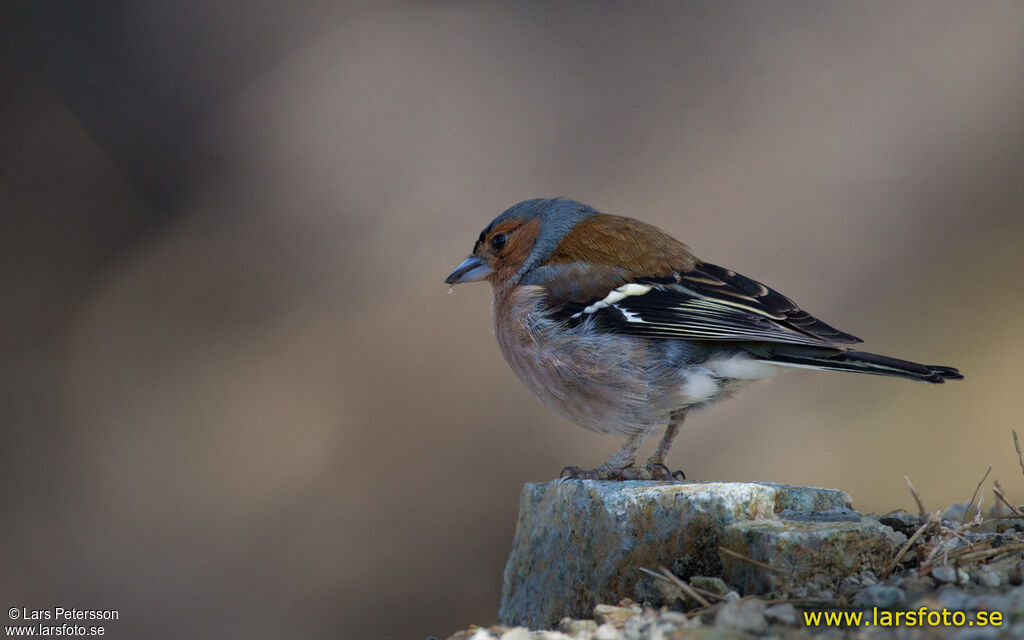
[{"left": 766, "top": 349, "right": 963, "bottom": 384}]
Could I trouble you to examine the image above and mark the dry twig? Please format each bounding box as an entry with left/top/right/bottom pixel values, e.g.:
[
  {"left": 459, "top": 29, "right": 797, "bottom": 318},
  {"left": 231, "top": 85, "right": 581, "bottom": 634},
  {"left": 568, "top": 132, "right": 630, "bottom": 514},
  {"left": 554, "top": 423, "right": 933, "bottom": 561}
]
[
  {"left": 919, "top": 539, "right": 993, "bottom": 571},
  {"left": 963, "top": 464, "right": 992, "bottom": 523},
  {"left": 906, "top": 476, "right": 927, "bottom": 520},
  {"left": 883, "top": 510, "right": 940, "bottom": 577},
  {"left": 940, "top": 525, "right": 975, "bottom": 548},
  {"left": 972, "top": 488, "right": 985, "bottom": 526},
  {"left": 639, "top": 566, "right": 713, "bottom": 608},
  {"left": 992, "top": 485, "right": 1024, "bottom": 518},
  {"left": 939, "top": 542, "right": 1024, "bottom": 566},
  {"left": 1013, "top": 429, "right": 1024, "bottom": 477},
  {"left": 960, "top": 512, "right": 1024, "bottom": 530}
]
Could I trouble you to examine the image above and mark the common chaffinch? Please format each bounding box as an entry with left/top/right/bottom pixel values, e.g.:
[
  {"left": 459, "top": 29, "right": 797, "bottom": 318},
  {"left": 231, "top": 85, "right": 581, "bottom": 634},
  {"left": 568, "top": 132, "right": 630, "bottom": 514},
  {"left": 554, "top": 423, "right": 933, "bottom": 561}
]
[{"left": 445, "top": 198, "right": 962, "bottom": 480}]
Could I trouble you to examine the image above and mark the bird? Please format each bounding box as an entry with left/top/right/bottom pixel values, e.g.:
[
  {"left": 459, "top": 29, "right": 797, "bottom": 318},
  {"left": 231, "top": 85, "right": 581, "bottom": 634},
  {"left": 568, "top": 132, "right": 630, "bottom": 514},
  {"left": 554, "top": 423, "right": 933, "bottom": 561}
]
[{"left": 444, "top": 198, "right": 962, "bottom": 481}]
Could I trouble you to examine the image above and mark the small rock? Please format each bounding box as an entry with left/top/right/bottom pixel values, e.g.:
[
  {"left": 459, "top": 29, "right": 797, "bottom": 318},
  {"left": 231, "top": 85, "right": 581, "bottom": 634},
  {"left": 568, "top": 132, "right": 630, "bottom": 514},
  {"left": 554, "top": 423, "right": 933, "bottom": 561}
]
[
  {"left": 632, "top": 575, "right": 682, "bottom": 608},
  {"left": 1009, "top": 561, "right": 1024, "bottom": 586},
  {"left": 656, "top": 611, "right": 689, "bottom": 626},
  {"left": 995, "top": 520, "right": 1024, "bottom": 534},
  {"left": 933, "top": 536, "right": 968, "bottom": 556},
  {"left": 689, "top": 576, "right": 732, "bottom": 596},
  {"left": 618, "top": 609, "right": 700, "bottom": 640},
  {"left": 449, "top": 628, "right": 515, "bottom": 640},
  {"left": 935, "top": 585, "right": 971, "bottom": 610},
  {"left": 497, "top": 630, "right": 531, "bottom": 640},
  {"left": 878, "top": 510, "right": 923, "bottom": 536},
  {"left": 976, "top": 568, "right": 1001, "bottom": 589},
  {"left": 932, "top": 566, "right": 970, "bottom": 585},
  {"left": 558, "top": 618, "right": 598, "bottom": 636},
  {"left": 615, "top": 598, "right": 641, "bottom": 609},
  {"left": 952, "top": 627, "right": 1002, "bottom": 640},
  {"left": 1009, "top": 584, "right": 1024, "bottom": 608},
  {"left": 839, "top": 571, "right": 880, "bottom": 599},
  {"left": 965, "top": 593, "right": 1012, "bottom": 613},
  {"left": 853, "top": 584, "right": 906, "bottom": 608},
  {"left": 593, "top": 605, "right": 637, "bottom": 629},
  {"left": 714, "top": 598, "right": 767, "bottom": 634},
  {"left": 764, "top": 603, "right": 798, "bottom": 625},
  {"left": 901, "top": 576, "right": 935, "bottom": 602},
  {"left": 593, "top": 624, "right": 621, "bottom": 640},
  {"left": 942, "top": 502, "right": 971, "bottom": 522},
  {"left": 1011, "top": 622, "right": 1024, "bottom": 640}
]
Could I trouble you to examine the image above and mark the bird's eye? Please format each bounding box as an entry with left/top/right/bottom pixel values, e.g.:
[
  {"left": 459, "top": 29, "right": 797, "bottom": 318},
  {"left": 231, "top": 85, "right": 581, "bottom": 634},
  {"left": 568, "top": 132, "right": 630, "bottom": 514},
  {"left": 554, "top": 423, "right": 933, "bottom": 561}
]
[{"left": 490, "top": 233, "right": 507, "bottom": 251}]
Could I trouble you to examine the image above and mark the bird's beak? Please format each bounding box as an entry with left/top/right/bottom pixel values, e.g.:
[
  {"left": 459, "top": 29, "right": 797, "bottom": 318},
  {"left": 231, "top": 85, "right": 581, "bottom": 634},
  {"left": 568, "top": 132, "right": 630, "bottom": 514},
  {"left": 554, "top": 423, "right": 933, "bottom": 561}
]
[{"left": 444, "top": 255, "right": 492, "bottom": 285}]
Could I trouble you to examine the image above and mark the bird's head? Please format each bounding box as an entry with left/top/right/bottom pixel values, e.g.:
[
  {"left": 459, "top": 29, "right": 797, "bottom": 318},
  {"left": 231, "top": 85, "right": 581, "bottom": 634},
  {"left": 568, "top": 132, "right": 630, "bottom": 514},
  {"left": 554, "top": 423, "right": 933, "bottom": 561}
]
[{"left": 444, "top": 198, "right": 598, "bottom": 289}]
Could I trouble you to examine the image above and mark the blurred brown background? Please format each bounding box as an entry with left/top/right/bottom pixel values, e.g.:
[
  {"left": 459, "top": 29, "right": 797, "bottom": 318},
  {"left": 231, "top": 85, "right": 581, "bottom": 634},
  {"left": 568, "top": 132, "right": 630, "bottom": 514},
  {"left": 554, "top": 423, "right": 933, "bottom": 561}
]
[{"left": 1, "top": 2, "right": 1022, "bottom": 638}]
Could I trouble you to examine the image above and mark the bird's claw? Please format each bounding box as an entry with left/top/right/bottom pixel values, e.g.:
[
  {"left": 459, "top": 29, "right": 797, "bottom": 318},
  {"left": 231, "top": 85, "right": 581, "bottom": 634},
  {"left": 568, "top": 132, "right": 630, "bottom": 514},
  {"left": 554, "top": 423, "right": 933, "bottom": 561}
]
[
  {"left": 645, "top": 463, "right": 672, "bottom": 479},
  {"left": 638, "top": 463, "right": 686, "bottom": 481}
]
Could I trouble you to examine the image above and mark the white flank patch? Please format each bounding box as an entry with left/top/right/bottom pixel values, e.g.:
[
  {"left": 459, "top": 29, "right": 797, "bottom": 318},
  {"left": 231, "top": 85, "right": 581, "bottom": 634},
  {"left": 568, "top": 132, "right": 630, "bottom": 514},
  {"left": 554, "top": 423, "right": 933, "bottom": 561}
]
[
  {"left": 705, "top": 355, "right": 782, "bottom": 380},
  {"left": 572, "top": 283, "right": 652, "bottom": 318},
  {"left": 682, "top": 372, "right": 720, "bottom": 404}
]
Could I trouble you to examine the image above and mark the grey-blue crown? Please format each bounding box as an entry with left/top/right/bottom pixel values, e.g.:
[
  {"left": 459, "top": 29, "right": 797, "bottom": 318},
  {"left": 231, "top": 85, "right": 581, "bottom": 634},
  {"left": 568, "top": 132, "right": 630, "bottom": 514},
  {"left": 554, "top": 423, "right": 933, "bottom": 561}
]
[{"left": 487, "top": 198, "right": 597, "bottom": 277}]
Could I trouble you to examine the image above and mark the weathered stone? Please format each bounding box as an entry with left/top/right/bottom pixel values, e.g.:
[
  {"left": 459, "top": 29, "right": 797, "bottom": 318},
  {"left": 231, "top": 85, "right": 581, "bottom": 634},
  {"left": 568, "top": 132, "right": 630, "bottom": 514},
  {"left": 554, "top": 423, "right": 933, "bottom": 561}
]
[
  {"left": 593, "top": 624, "right": 620, "bottom": 640},
  {"left": 714, "top": 598, "right": 767, "bottom": 633},
  {"left": 620, "top": 609, "right": 698, "bottom": 640},
  {"left": 593, "top": 604, "right": 638, "bottom": 629},
  {"left": 632, "top": 574, "right": 684, "bottom": 609},
  {"left": 558, "top": 617, "right": 598, "bottom": 636},
  {"left": 690, "top": 576, "right": 732, "bottom": 596},
  {"left": 934, "top": 585, "right": 971, "bottom": 610},
  {"left": 498, "top": 479, "right": 851, "bottom": 628},
  {"left": 932, "top": 566, "right": 970, "bottom": 585},
  {"left": 852, "top": 584, "right": 906, "bottom": 608},
  {"left": 1008, "top": 560, "right": 1024, "bottom": 585},
  {"left": 448, "top": 627, "right": 513, "bottom": 640},
  {"left": 900, "top": 576, "right": 935, "bottom": 603},
  {"left": 878, "top": 509, "right": 923, "bottom": 537},
  {"left": 763, "top": 602, "right": 798, "bottom": 625},
  {"left": 720, "top": 517, "right": 902, "bottom": 595},
  {"left": 976, "top": 567, "right": 1001, "bottom": 588}
]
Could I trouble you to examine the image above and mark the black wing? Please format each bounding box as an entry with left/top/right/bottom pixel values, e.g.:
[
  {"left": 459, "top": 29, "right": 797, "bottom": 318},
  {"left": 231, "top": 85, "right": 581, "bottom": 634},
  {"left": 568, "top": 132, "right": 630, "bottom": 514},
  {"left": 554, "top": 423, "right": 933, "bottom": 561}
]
[{"left": 552, "top": 261, "right": 862, "bottom": 347}]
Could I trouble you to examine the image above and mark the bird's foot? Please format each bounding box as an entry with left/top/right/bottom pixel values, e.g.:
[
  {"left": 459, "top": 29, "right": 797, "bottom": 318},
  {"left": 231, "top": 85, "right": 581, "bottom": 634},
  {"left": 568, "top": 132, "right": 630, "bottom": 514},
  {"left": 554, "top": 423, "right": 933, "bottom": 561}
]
[
  {"left": 560, "top": 463, "right": 686, "bottom": 481},
  {"left": 559, "top": 465, "right": 602, "bottom": 480},
  {"left": 644, "top": 460, "right": 686, "bottom": 480}
]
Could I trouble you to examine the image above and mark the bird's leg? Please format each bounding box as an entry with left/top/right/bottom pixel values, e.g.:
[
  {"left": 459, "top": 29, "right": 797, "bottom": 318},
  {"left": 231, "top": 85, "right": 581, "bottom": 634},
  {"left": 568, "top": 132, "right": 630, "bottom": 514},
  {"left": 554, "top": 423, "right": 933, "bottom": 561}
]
[
  {"left": 644, "top": 412, "right": 687, "bottom": 480},
  {"left": 604, "top": 432, "right": 645, "bottom": 470},
  {"left": 647, "top": 413, "right": 684, "bottom": 466},
  {"left": 561, "top": 432, "right": 646, "bottom": 480}
]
